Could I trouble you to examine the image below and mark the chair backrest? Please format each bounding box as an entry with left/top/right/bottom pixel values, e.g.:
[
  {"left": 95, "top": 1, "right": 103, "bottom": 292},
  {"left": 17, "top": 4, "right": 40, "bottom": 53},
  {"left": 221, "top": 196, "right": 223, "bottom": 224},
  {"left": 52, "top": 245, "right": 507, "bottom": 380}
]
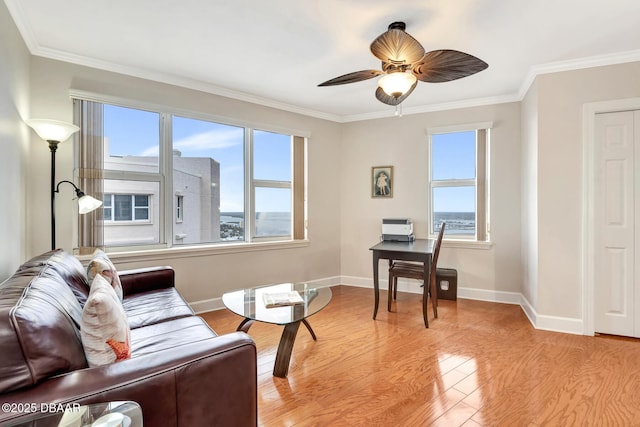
[{"left": 430, "top": 222, "right": 446, "bottom": 277}]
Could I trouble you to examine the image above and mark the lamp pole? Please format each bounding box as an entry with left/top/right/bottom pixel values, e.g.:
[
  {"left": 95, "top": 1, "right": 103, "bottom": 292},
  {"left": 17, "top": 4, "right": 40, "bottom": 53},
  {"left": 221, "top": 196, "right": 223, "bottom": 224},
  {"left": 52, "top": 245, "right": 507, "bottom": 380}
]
[
  {"left": 26, "top": 119, "right": 81, "bottom": 250},
  {"left": 48, "top": 140, "right": 60, "bottom": 250}
]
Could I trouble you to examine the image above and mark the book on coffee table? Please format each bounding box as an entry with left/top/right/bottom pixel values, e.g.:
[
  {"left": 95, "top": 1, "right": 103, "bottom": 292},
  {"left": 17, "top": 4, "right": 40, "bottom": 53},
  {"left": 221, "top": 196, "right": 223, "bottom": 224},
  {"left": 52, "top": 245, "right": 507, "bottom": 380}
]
[{"left": 262, "top": 291, "right": 304, "bottom": 308}]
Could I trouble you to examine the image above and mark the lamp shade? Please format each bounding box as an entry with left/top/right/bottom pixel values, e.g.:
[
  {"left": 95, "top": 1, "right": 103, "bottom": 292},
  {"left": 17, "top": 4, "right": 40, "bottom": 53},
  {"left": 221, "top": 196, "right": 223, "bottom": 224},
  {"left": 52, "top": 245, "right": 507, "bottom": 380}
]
[
  {"left": 26, "top": 119, "right": 80, "bottom": 142},
  {"left": 378, "top": 72, "right": 417, "bottom": 98},
  {"left": 77, "top": 194, "right": 103, "bottom": 214}
]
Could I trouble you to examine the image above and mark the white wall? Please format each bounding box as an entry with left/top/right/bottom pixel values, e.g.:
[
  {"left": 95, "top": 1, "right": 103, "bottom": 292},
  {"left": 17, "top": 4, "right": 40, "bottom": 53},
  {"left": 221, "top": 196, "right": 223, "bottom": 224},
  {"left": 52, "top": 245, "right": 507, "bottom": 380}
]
[
  {"left": 27, "top": 57, "right": 343, "bottom": 304},
  {"left": 339, "top": 103, "right": 523, "bottom": 298},
  {"left": 0, "top": 1, "right": 30, "bottom": 280},
  {"left": 533, "top": 62, "right": 640, "bottom": 319},
  {"left": 520, "top": 79, "right": 539, "bottom": 310}
]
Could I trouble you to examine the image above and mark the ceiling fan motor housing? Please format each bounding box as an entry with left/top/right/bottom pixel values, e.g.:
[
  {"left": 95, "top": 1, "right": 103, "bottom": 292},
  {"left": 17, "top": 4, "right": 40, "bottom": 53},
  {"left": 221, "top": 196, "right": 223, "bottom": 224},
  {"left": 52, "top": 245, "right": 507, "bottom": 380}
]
[{"left": 388, "top": 21, "right": 407, "bottom": 31}]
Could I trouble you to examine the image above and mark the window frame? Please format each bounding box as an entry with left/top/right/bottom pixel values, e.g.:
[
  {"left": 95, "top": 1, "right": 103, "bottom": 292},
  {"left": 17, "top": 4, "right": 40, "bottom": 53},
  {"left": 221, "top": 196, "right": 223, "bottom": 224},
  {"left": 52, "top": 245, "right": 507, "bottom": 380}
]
[
  {"left": 72, "top": 91, "right": 309, "bottom": 253},
  {"left": 427, "top": 122, "right": 491, "bottom": 243}
]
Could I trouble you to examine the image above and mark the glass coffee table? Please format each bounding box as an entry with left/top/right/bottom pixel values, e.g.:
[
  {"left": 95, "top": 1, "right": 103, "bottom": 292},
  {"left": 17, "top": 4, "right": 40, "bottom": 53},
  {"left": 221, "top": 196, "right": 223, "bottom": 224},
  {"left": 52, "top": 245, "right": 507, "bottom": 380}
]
[{"left": 222, "top": 283, "right": 332, "bottom": 377}]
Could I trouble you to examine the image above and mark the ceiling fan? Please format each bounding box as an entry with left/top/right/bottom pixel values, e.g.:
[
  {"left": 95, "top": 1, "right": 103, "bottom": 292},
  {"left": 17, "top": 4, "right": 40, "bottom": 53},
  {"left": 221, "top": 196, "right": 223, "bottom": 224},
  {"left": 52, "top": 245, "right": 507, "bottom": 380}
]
[{"left": 318, "top": 21, "right": 488, "bottom": 106}]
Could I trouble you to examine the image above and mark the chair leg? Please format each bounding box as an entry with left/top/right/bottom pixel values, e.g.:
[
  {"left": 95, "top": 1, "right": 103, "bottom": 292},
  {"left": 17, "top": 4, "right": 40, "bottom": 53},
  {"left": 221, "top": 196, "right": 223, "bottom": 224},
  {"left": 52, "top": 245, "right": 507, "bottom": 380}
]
[
  {"left": 387, "top": 274, "right": 393, "bottom": 312},
  {"left": 431, "top": 277, "right": 438, "bottom": 319},
  {"left": 393, "top": 277, "right": 398, "bottom": 300},
  {"left": 422, "top": 282, "right": 429, "bottom": 328}
]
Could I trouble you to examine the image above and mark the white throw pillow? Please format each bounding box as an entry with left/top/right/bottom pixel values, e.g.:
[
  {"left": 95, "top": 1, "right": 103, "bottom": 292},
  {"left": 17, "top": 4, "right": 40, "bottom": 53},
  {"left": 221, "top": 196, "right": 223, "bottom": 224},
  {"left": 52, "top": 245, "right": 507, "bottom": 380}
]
[
  {"left": 87, "top": 249, "right": 123, "bottom": 301},
  {"left": 81, "top": 274, "right": 131, "bottom": 367}
]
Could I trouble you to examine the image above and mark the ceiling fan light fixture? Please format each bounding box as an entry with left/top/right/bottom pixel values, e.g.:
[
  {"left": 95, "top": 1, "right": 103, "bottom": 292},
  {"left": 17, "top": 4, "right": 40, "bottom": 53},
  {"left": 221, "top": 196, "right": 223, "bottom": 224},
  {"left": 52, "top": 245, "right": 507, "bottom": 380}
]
[{"left": 378, "top": 72, "right": 417, "bottom": 98}]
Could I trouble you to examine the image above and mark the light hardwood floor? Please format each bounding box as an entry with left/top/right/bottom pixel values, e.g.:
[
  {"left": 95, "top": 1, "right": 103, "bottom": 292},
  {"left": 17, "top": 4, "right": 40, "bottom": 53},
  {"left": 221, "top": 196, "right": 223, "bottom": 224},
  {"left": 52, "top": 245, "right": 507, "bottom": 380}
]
[{"left": 200, "top": 285, "right": 640, "bottom": 426}]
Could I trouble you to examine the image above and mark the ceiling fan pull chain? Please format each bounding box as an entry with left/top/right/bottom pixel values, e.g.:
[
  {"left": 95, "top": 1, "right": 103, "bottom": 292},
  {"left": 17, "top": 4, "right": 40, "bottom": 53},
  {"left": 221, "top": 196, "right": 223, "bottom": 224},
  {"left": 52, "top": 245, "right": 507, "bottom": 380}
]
[{"left": 395, "top": 103, "right": 403, "bottom": 117}]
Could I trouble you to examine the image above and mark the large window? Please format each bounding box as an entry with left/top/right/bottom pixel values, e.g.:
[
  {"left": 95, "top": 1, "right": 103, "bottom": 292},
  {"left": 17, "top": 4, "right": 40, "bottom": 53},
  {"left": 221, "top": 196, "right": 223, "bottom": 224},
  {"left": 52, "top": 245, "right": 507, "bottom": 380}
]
[
  {"left": 74, "top": 99, "right": 306, "bottom": 251},
  {"left": 428, "top": 125, "right": 490, "bottom": 241}
]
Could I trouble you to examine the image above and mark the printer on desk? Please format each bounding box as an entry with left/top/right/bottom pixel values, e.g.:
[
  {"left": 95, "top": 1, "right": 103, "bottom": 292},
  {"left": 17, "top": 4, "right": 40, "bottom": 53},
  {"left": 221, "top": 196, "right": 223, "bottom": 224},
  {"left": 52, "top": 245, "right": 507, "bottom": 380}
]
[{"left": 381, "top": 218, "right": 415, "bottom": 242}]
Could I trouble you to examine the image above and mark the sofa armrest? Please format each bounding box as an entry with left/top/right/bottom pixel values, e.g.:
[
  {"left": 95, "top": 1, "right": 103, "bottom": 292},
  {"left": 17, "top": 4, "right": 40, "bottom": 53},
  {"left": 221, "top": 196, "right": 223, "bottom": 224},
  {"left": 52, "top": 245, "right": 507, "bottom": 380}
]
[
  {"left": 118, "top": 266, "right": 175, "bottom": 295},
  {"left": 0, "top": 332, "right": 257, "bottom": 427}
]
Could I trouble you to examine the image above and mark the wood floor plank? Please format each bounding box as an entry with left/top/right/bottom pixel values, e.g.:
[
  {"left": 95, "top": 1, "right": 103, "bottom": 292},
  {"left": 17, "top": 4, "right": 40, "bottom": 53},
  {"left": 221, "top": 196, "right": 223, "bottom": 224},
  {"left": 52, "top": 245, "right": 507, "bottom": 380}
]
[{"left": 201, "top": 285, "right": 640, "bottom": 426}]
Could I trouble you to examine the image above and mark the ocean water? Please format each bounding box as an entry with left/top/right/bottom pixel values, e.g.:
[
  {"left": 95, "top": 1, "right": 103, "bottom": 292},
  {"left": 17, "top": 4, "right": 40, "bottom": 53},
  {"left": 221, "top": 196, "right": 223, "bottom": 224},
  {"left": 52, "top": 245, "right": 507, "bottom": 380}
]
[
  {"left": 434, "top": 212, "right": 475, "bottom": 235},
  {"left": 220, "top": 211, "right": 475, "bottom": 238},
  {"left": 221, "top": 212, "right": 291, "bottom": 238}
]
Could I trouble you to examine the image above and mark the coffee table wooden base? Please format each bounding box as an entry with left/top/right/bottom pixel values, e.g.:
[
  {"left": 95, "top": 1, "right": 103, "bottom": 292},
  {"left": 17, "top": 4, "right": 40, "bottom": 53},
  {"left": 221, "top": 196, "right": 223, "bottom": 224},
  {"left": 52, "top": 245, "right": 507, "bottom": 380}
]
[{"left": 236, "top": 318, "right": 317, "bottom": 377}]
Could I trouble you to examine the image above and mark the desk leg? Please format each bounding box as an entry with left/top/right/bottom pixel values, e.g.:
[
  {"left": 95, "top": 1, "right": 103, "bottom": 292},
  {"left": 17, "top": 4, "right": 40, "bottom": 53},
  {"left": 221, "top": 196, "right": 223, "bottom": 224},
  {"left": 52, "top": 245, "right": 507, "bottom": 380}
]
[
  {"left": 372, "top": 252, "right": 380, "bottom": 320},
  {"left": 274, "top": 321, "right": 301, "bottom": 377}
]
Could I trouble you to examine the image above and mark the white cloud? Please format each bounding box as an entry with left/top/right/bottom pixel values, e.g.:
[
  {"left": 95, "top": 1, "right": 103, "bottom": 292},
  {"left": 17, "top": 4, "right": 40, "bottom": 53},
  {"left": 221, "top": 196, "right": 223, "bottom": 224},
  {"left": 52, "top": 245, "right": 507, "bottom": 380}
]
[{"left": 140, "top": 128, "right": 243, "bottom": 156}]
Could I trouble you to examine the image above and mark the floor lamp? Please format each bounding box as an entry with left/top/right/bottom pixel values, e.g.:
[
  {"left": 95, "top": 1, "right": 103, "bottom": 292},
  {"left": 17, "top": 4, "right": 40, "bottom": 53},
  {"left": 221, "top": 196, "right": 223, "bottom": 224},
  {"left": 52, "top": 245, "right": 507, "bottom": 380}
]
[{"left": 26, "top": 119, "right": 103, "bottom": 250}]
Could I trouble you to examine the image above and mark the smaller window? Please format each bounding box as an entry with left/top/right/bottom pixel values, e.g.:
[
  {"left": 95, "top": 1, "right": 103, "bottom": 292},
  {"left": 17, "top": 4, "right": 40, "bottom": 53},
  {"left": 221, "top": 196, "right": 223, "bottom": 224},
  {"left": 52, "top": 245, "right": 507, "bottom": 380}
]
[
  {"left": 104, "top": 194, "right": 151, "bottom": 222},
  {"left": 176, "top": 195, "right": 184, "bottom": 223},
  {"left": 428, "top": 125, "right": 490, "bottom": 242}
]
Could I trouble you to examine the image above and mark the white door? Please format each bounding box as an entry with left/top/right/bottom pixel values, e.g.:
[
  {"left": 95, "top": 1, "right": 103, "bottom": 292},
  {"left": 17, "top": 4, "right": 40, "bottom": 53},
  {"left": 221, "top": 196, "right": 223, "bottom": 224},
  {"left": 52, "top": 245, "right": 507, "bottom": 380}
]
[{"left": 594, "top": 110, "right": 640, "bottom": 337}]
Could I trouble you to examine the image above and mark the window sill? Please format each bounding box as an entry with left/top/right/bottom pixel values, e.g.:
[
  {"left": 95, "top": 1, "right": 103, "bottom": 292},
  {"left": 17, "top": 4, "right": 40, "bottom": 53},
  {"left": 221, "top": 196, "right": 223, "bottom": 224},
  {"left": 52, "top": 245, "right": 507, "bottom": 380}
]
[
  {"left": 78, "top": 239, "right": 310, "bottom": 264},
  {"left": 441, "top": 239, "right": 493, "bottom": 250}
]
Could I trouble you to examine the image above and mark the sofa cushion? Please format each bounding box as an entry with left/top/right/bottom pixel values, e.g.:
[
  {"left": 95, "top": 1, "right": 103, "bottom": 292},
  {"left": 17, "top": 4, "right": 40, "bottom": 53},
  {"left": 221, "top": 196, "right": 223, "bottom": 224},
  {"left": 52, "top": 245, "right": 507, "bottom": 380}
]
[
  {"left": 87, "top": 250, "right": 123, "bottom": 301},
  {"left": 130, "top": 316, "right": 217, "bottom": 357},
  {"left": 16, "top": 249, "right": 90, "bottom": 306},
  {"left": 124, "top": 287, "right": 195, "bottom": 329},
  {"left": 81, "top": 274, "right": 131, "bottom": 367},
  {"left": 0, "top": 256, "right": 87, "bottom": 393}
]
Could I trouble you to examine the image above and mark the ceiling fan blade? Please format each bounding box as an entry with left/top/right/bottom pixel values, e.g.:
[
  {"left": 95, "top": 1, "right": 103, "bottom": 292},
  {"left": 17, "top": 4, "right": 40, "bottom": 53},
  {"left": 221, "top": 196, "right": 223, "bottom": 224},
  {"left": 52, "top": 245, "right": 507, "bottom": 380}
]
[
  {"left": 370, "top": 27, "right": 425, "bottom": 65},
  {"left": 375, "top": 80, "right": 418, "bottom": 106},
  {"left": 318, "top": 70, "right": 383, "bottom": 86},
  {"left": 412, "top": 50, "right": 488, "bottom": 83}
]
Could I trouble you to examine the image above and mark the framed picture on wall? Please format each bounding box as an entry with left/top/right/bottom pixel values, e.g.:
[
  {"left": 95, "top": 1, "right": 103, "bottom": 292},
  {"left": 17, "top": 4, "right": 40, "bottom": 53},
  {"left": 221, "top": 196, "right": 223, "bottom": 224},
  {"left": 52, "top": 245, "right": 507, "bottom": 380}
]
[{"left": 372, "top": 166, "right": 393, "bottom": 198}]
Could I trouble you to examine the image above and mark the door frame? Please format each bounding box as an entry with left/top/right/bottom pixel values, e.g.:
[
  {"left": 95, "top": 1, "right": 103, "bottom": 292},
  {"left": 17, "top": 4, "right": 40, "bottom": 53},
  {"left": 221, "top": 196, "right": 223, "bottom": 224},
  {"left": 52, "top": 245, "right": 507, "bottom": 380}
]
[{"left": 582, "top": 97, "right": 640, "bottom": 335}]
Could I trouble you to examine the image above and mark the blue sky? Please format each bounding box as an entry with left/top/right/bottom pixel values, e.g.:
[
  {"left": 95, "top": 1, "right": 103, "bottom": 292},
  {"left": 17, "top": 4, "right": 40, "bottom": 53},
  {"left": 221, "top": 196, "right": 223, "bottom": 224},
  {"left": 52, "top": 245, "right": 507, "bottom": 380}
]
[
  {"left": 431, "top": 131, "right": 476, "bottom": 212},
  {"left": 104, "top": 105, "right": 291, "bottom": 212}
]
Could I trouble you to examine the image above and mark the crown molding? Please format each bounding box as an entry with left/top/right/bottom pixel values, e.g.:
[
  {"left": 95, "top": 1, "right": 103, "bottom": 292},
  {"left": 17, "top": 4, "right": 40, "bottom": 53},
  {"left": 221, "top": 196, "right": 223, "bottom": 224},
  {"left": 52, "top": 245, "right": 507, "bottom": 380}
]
[
  {"left": 517, "top": 49, "right": 640, "bottom": 100},
  {"left": 6, "top": 0, "right": 640, "bottom": 124},
  {"left": 33, "top": 45, "right": 344, "bottom": 123}
]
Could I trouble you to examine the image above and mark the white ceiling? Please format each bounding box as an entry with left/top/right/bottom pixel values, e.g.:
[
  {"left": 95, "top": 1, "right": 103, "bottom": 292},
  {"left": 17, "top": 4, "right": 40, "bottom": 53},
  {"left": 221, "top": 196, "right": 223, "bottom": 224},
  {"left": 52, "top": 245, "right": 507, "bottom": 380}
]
[{"left": 5, "top": 0, "right": 640, "bottom": 122}]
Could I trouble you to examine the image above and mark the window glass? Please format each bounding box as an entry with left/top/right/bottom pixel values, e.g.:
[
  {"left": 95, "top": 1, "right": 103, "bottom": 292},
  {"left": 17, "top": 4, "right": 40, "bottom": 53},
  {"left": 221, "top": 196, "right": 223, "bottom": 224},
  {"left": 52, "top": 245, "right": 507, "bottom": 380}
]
[
  {"left": 429, "top": 127, "right": 488, "bottom": 241},
  {"left": 431, "top": 131, "right": 476, "bottom": 180},
  {"left": 176, "top": 195, "right": 184, "bottom": 223},
  {"left": 103, "top": 182, "right": 159, "bottom": 246},
  {"left": 104, "top": 105, "right": 160, "bottom": 172},
  {"left": 114, "top": 195, "right": 132, "bottom": 221},
  {"left": 432, "top": 186, "right": 476, "bottom": 236},
  {"left": 134, "top": 195, "right": 149, "bottom": 220},
  {"left": 255, "top": 187, "right": 291, "bottom": 237},
  {"left": 103, "top": 195, "right": 112, "bottom": 220},
  {"left": 172, "top": 116, "right": 244, "bottom": 245},
  {"left": 253, "top": 130, "right": 291, "bottom": 181}
]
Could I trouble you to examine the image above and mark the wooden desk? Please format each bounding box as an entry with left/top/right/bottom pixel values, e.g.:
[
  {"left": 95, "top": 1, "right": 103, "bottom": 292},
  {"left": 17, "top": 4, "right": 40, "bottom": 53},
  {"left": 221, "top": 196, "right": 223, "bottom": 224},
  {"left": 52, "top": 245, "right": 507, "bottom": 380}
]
[{"left": 369, "top": 239, "right": 435, "bottom": 328}]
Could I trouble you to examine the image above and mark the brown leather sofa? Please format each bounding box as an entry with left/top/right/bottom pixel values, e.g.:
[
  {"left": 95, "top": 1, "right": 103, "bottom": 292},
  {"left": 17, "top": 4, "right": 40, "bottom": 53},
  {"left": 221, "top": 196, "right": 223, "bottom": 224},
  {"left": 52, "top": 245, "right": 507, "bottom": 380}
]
[{"left": 0, "top": 249, "right": 257, "bottom": 426}]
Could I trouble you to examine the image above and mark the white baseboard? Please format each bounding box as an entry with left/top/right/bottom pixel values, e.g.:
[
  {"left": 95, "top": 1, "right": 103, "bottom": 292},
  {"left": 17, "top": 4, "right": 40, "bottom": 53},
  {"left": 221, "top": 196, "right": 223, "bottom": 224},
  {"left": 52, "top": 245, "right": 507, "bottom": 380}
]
[
  {"left": 190, "top": 297, "right": 224, "bottom": 314},
  {"left": 189, "top": 275, "right": 585, "bottom": 335}
]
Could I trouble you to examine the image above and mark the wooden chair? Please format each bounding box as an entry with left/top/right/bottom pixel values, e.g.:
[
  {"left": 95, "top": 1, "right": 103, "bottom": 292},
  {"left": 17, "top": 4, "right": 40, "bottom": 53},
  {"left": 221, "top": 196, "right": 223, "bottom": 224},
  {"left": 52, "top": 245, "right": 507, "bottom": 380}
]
[{"left": 387, "top": 222, "right": 446, "bottom": 327}]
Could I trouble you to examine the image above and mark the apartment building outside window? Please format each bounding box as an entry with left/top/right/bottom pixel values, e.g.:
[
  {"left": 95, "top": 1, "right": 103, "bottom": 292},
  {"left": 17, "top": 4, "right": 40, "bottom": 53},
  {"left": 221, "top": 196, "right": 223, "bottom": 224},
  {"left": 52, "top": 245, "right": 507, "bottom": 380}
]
[
  {"left": 73, "top": 98, "right": 307, "bottom": 252},
  {"left": 427, "top": 124, "right": 490, "bottom": 242}
]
